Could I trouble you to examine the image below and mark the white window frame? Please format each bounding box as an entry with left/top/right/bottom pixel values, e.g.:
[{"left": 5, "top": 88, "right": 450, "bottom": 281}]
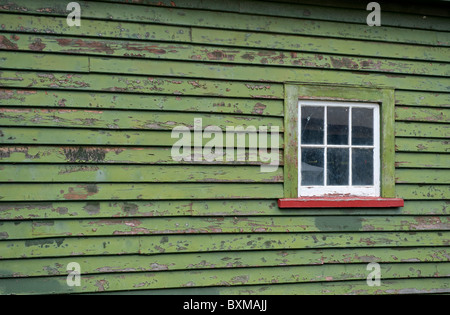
[{"left": 298, "top": 100, "right": 380, "bottom": 197}]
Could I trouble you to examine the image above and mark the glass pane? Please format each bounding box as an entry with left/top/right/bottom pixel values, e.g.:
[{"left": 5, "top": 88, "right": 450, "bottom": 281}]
[
  {"left": 352, "top": 108, "right": 374, "bottom": 145},
  {"left": 352, "top": 148, "right": 374, "bottom": 185},
  {"left": 327, "top": 107, "right": 349, "bottom": 145},
  {"left": 327, "top": 148, "right": 349, "bottom": 186},
  {"left": 301, "top": 148, "right": 324, "bottom": 186},
  {"left": 301, "top": 106, "right": 324, "bottom": 144}
]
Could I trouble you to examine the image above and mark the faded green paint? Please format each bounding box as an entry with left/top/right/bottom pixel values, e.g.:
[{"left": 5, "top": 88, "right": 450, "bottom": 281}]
[
  {"left": 283, "top": 85, "right": 299, "bottom": 198},
  {"left": 396, "top": 153, "right": 450, "bottom": 169},
  {"left": 1, "top": 39, "right": 448, "bottom": 76},
  {"left": 0, "top": 127, "right": 284, "bottom": 147},
  {"left": 0, "top": 51, "right": 89, "bottom": 72},
  {"left": 0, "top": 200, "right": 447, "bottom": 220},
  {"left": 1, "top": 247, "right": 448, "bottom": 278},
  {"left": 0, "top": 70, "right": 285, "bottom": 98},
  {"left": 0, "top": 13, "right": 191, "bottom": 42},
  {"left": 91, "top": 0, "right": 449, "bottom": 30},
  {"left": 1, "top": 232, "right": 449, "bottom": 260},
  {"left": 0, "top": 89, "right": 284, "bottom": 116},
  {"left": 396, "top": 91, "right": 450, "bottom": 108},
  {"left": 0, "top": 107, "right": 283, "bottom": 130},
  {"left": 192, "top": 28, "right": 450, "bottom": 62},
  {"left": 0, "top": 145, "right": 283, "bottom": 165},
  {"left": 396, "top": 185, "right": 450, "bottom": 199},
  {"left": 0, "top": 0, "right": 449, "bottom": 295},
  {"left": 395, "top": 138, "right": 449, "bottom": 153},
  {"left": 0, "top": 183, "right": 284, "bottom": 201},
  {"left": 141, "top": 278, "right": 449, "bottom": 295},
  {"left": 396, "top": 122, "right": 450, "bottom": 138},
  {"left": 0, "top": 164, "right": 284, "bottom": 183},
  {"left": 1, "top": 0, "right": 449, "bottom": 46},
  {"left": 4, "top": 0, "right": 450, "bottom": 32},
  {"left": 396, "top": 106, "right": 450, "bottom": 123},
  {"left": 91, "top": 58, "right": 450, "bottom": 92},
  {"left": 1, "top": 215, "right": 448, "bottom": 240},
  {"left": 396, "top": 169, "right": 450, "bottom": 184},
  {"left": 381, "top": 89, "right": 397, "bottom": 198},
  {"left": 0, "top": 262, "right": 448, "bottom": 294},
  {"left": 314, "top": 216, "right": 363, "bottom": 232}
]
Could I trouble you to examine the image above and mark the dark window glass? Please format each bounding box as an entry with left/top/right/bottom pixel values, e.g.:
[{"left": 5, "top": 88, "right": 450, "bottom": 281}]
[
  {"left": 301, "top": 106, "right": 324, "bottom": 144},
  {"left": 327, "top": 107, "right": 349, "bottom": 145},
  {"left": 352, "top": 149, "right": 374, "bottom": 185},
  {"left": 301, "top": 148, "right": 324, "bottom": 185},
  {"left": 327, "top": 148, "right": 349, "bottom": 186},
  {"left": 352, "top": 108, "right": 373, "bottom": 145}
]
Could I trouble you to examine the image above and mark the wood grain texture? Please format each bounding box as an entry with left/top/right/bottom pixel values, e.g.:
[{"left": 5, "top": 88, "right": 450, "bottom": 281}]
[
  {"left": 2, "top": 247, "right": 448, "bottom": 277},
  {"left": 1, "top": 38, "right": 449, "bottom": 76},
  {"left": 1, "top": 232, "right": 448, "bottom": 259},
  {"left": 1, "top": 0, "right": 448, "bottom": 46},
  {"left": 0, "top": 89, "right": 284, "bottom": 116},
  {"left": 0, "top": 262, "right": 448, "bottom": 294},
  {"left": 0, "top": 200, "right": 447, "bottom": 220}
]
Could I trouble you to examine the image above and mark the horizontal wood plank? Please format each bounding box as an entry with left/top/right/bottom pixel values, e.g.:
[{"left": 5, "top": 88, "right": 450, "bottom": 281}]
[
  {"left": 0, "top": 164, "right": 283, "bottom": 183},
  {"left": 396, "top": 169, "right": 450, "bottom": 184},
  {"left": 1, "top": 232, "right": 448, "bottom": 259},
  {"left": 0, "top": 128, "right": 284, "bottom": 147},
  {"left": 1, "top": 215, "right": 449, "bottom": 240},
  {"left": 0, "top": 262, "right": 448, "bottom": 294},
  {"left": 89, "top": 57, "right": 450, "bottom": 92},
  {"left": 396, "top": 91, "right": 450, "bottom": 108},
  {"left": 396, "top": 106, "right": 450, "bottom": 124},
  {"left": 0, "top": 183, "right": 284, "bottom": 201},
  {"left": 396, "top": 153, "right": 450, "bottom": 169},
  {"left": 0, "top": 146, "right": 283, "bottom": 165},
  {"left": 0, "top": 13, "right": 191, "bottom": 42},
  {"left": 1, "top": 40, "right": 449, "bottom": 76},
  {"left": 395, "top": 138, "right": 449, "bottom": 153},
  {"left": 90, "top": 0, "right": 450, "bottom": 30},
  {"left": 396, "top": 184, "right": 450, "bottom": 200},
  {"left": 0, "top": 107, "right": 284, "bottom": 131},
  {"left": 1, "top": 247, "right": 448, "bottom": 278},
  {"left": 1, "top": 1, "right": 448, "bottom": 46},
  {"left": 192, "top": 28, "right": 450, "bottom": 62},
  {"left": 0, "top": 89, "right": 284, "bottom": 116},
  {"left": 0, "top": 51, "right": 89, "bottom": 72},
  {"left": 0, "top": 71, "right": 285, "bottom": 98},
  {"left": 395, "top": 122, "right": 450, "bottom": 138},
  {"left": 0, "top": 200, "right": 448, "bottom": 220},
  {"left": 146, "top": 278, "right": 450, "bottom": 295}
]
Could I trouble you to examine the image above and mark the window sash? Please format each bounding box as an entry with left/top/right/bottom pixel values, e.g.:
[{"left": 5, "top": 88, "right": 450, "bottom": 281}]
[{"left": 298, "top": 100, "right": 380, "bottom": 197}]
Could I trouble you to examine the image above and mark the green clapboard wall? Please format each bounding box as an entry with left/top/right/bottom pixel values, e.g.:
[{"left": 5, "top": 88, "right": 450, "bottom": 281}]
[{"left": 0, "top": 0, "right": 449, "bottom": 294}]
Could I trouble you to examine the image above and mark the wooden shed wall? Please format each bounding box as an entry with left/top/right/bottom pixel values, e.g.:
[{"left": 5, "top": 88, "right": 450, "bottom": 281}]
[{"left": 0, "top": 0, "right": 448, "bottom": 294}]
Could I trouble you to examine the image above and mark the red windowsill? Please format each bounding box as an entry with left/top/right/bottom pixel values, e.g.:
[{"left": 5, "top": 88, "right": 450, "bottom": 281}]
[{"left": 278, "top": 197, "right": 404, "bottom": 209}]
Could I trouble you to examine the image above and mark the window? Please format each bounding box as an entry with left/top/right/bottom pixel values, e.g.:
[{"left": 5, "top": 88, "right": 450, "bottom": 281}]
[
  {"left": 280, "top": 84, "right": 403, "bottom": 208},
  {"left": 299, "top": 101, "right": 380, "bottom": 197}
]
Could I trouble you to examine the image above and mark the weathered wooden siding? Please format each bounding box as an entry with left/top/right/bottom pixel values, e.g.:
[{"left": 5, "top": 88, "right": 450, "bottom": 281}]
[{"left": 0, "top": 0, "right": 449, "bottom": 294}]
